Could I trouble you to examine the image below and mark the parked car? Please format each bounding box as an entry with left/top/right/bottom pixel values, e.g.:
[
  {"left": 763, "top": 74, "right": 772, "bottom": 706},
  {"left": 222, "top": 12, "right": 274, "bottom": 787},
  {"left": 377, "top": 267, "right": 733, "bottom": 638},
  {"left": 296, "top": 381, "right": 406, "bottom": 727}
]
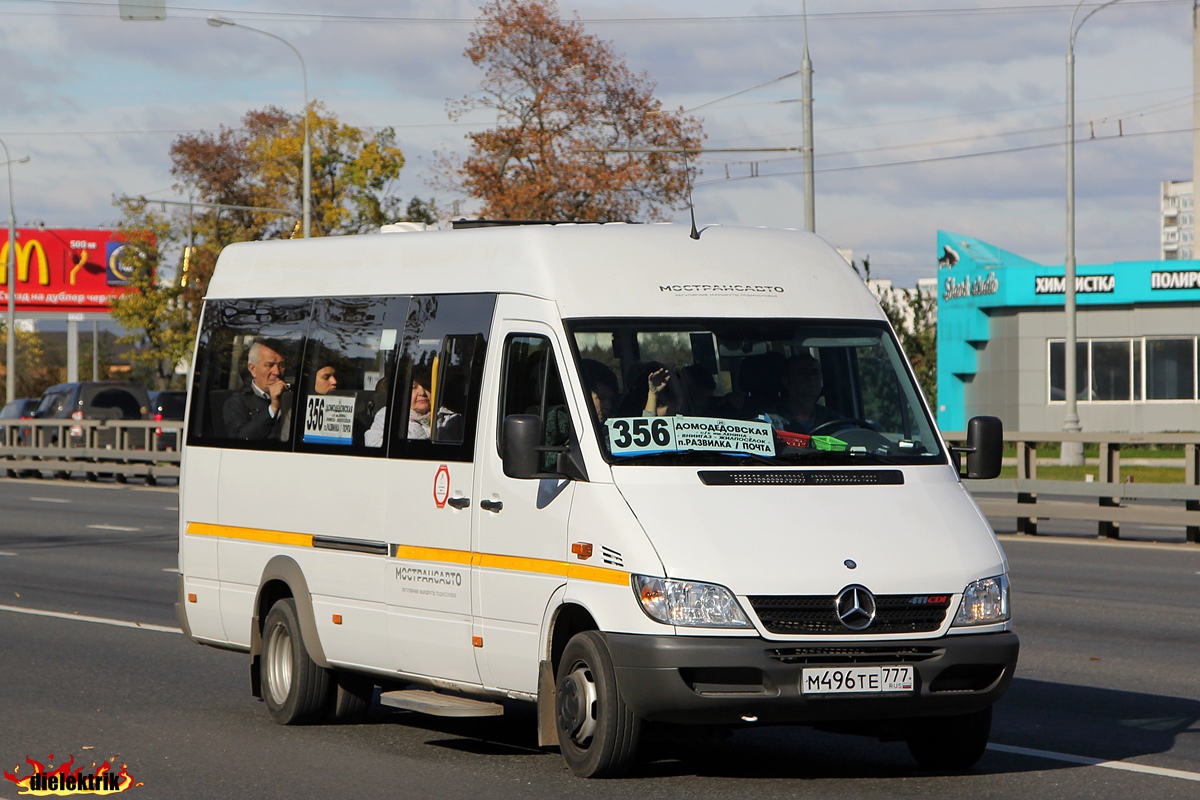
[
  {"left": 33, "top": 381, "right": 151, "bottom": 448},
  {"left": 149, "top": 390, "right": 187, "bottom": 450},
  {"left": 0, "top": 397, "right": 38, "bottom": 446}
]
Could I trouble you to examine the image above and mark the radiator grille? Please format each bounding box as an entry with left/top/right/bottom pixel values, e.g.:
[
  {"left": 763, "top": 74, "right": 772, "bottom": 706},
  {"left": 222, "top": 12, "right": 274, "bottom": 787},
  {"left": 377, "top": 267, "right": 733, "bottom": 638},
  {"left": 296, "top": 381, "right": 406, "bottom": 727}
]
[{"left": 749, "top": 594, "right": 950, "bottom": 635}]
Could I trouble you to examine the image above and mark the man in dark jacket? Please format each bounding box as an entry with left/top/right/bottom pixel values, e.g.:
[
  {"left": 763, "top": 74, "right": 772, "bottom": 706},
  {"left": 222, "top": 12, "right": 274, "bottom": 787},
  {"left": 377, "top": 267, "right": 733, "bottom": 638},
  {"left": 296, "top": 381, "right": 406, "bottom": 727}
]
[{"left": 224, "top": 339, "right": 289, "bottom": 440}]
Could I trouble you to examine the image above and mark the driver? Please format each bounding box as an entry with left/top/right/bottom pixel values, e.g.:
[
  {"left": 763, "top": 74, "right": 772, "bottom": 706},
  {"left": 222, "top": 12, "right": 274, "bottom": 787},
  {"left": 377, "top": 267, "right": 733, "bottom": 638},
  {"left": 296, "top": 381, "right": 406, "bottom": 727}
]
[{"left": 777, "top": 352, "right": 836, "bottom": 433}]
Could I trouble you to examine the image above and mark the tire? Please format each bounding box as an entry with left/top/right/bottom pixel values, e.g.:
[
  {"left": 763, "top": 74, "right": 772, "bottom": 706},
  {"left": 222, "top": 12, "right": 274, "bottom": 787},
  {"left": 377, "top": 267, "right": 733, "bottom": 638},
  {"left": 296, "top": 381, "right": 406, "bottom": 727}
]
[
  {"left": 905, "top": 705, "right": 992, "bottom": 771},
  {"left": 326, "top": 671, "right": 374, "bottom": 724},
  {"left": 555, "top": 631, "right": 641, "bottom": 778},
  {"left": 260, "top": 598, "right": 332, "bottom": 725}
]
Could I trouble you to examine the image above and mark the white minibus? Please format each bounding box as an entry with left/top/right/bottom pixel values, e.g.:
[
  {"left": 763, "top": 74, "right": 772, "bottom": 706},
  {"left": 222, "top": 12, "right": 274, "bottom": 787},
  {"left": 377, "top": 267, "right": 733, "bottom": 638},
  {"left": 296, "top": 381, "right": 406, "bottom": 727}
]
[{"left": 177, "top": 223, "right": 1016, "bottom": 777}]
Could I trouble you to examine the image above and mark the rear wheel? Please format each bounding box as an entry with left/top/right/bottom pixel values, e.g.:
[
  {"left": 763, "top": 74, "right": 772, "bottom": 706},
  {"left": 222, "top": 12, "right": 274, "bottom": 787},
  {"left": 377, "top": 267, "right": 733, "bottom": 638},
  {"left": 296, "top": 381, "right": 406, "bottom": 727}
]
[
  {"left": 261, "top": 598, "right": 332, "bottom": 725},
  {"left": 555, "top": 631, "right": 641, "bottom": 778},
  {"left": 905, "top": 705, "right": 992, "bottom": 771}
]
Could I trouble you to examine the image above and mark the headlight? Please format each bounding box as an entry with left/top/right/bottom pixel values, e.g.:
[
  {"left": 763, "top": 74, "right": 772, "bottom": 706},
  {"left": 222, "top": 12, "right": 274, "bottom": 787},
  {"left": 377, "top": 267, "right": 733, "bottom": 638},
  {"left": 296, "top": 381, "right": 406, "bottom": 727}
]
[
  {"left": 953, "top": 574, "right": 1010, "bottom": 626},
  {"left": 632, "top": 575, "right": 752, "bottom": 628}
]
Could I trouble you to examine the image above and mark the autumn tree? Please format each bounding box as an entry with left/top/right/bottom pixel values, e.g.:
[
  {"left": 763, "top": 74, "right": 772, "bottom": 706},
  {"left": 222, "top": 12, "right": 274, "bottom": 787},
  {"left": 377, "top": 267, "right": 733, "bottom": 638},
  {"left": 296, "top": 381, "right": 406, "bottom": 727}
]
[
  {"left": 445, "top": 0, "right": 704, "bottom": 222},
  {"left": 108, "top": 199, "right": 194, "bottom": 390},
  {"left": 0, "top": 326, "right": 52, "bottom": 404},
  {"left": 112, "top": 102, "right": 416, "bottom": 374},
  {"left": 167, "top": 102, "right": 409, "bottom": 299}
]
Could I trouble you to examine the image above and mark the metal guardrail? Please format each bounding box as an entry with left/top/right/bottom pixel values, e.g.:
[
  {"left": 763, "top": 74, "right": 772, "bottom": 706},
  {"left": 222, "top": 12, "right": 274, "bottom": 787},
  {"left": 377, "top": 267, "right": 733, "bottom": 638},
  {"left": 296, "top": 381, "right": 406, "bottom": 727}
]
[
  {"left": 0, "top": 418, "right": 182, "bottom": 485},
  {"left": 4, "top": 423, "right": 1199, "bottom": 538},
  {"left": 946, "top": 430, "right": 1200, "bottom": 543}
]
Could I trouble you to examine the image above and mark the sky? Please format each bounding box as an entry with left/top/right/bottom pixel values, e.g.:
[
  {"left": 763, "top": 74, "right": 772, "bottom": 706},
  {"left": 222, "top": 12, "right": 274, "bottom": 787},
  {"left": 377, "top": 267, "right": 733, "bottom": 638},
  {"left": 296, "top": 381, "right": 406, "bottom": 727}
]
[{"left": 0, "top": 0, "right": 1195, "bottom": 286}]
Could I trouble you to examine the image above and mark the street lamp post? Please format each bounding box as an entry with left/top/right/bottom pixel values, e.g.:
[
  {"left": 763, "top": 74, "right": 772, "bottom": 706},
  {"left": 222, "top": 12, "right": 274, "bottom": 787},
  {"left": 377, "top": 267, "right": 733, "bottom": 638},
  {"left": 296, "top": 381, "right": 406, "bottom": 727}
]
[
  {"left": 1063, "top": 0, "right": 1126, "bottom": 466},
  {"left": 801, "top": 0, "right": 815, "bottom": 233},
  {"left": 207, "top": 15, "right": 311, "bottom": 238},
  {"left": 2, "top": 137, "right": 30, "bottom": 404}
]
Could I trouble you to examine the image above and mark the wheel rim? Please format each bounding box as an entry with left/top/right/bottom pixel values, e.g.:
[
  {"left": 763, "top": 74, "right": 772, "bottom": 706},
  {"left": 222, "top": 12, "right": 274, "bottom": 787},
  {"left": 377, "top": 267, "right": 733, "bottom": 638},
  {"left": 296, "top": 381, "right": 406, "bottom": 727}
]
[
  {"left": 264, "top": 621, "right": 293, "bottom": 706},
  {"left": 557, "top": 662, "right": 599, "bottom": 747}
]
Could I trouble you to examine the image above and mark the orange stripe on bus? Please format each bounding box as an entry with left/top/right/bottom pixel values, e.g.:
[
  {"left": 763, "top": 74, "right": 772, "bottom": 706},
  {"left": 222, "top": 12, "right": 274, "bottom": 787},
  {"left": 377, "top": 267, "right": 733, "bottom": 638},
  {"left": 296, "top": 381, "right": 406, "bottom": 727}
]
[
  {"left": 185, "top": 523, "right": 630, "bottom": 586},
  {"left": 186, "top": 522, "right": 314, "bottom": 548}
]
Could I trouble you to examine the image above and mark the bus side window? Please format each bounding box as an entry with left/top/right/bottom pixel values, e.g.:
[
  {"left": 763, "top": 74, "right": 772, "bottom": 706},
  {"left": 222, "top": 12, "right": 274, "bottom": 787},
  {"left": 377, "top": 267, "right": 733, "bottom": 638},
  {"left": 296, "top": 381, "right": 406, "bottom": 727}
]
[
  {"left": 186, "top": 298, "right": 312, "bottom": 450},
  {"left": 296, "top": 296, "right": 407, "bottom": 456},
  {"left": 391, "top": 294, "right": 494, "bottom": 462},
  {"left": 432, "top": 333, "right": 485, "bottom": 445},
  {"left": 500, "top": 335, "right": 571, "bottom": 468}
]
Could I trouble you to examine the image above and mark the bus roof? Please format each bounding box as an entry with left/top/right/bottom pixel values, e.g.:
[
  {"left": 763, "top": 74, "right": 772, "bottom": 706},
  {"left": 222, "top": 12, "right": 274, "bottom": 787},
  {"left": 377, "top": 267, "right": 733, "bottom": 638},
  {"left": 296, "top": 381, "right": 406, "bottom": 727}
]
[{"left": 204, "top": 223, "right": 884, "bottom": 321}]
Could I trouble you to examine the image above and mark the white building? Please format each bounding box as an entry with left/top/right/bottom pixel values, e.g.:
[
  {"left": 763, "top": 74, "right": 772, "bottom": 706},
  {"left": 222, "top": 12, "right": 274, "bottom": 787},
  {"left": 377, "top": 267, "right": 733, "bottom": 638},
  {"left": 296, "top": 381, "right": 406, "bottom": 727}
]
[{"left": 1162, "top": 179, "right": 1195, "bottom": 260}]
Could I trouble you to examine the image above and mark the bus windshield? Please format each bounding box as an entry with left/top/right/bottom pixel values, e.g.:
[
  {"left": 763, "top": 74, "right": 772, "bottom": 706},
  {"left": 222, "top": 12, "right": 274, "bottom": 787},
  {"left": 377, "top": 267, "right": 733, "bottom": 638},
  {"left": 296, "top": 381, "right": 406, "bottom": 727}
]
[{"left": 568, "top": 319, "right": 944, "bottom": 467}]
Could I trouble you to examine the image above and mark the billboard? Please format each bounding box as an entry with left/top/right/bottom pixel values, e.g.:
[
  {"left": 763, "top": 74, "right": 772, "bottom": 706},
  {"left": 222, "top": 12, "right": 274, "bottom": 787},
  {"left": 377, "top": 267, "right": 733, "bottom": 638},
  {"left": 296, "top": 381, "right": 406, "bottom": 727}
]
[{"left": 0, "top": 228, "right": 138, "bottom": 314}]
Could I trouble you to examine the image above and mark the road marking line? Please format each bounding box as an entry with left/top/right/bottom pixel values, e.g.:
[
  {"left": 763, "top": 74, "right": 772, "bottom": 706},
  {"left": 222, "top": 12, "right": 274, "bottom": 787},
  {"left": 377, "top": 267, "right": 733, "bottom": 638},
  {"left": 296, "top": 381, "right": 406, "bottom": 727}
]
[
  {"left": 989, "top": 743, "right": 1200, "bottom": 782},
  {"left": 0, "top": 604, "right": 182, "bottom": 634},
  {"left": 0, "top": 551, "right": 16, "bottom": 557},
  {"left": 86, "top": 524, "right": 141, "bottom": 532},
  {"left": 30, "top": 497, "right": 71, "bottom": 504}
]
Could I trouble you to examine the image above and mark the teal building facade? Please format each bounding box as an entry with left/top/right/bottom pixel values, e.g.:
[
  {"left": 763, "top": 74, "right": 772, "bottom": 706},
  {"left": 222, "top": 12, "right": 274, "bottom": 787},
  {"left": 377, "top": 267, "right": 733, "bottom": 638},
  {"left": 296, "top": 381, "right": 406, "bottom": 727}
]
[{"left": 936, "top": 231, "right": 1200, "bottom": 433}]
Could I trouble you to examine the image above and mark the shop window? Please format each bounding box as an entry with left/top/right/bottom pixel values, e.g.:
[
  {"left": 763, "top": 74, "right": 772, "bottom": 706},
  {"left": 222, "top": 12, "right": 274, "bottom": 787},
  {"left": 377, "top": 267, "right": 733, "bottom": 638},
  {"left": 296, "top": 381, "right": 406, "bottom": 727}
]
[
  {"left": 1048, "top": 340, "right": 1089, "bottom": 402},
  {"left": 1146, "top": 338, "right": 1196, "bottom": 400},
  {"left": 1090, "top": 340, "right": 1132, "bottom": 401}
]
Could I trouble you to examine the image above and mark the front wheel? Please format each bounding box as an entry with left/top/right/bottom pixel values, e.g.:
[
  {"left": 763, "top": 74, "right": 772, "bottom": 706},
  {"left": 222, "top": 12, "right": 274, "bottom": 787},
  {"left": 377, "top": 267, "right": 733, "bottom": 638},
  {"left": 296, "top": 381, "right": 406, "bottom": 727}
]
[
  {"left": 260, "top": 598, "right": 332, "bottom": 725},
  {"left": 555, "top": 631, "right": 641, "bottom": 778},
  {"left": 905, "top": 705, "right": 992, "bottom": 771}
]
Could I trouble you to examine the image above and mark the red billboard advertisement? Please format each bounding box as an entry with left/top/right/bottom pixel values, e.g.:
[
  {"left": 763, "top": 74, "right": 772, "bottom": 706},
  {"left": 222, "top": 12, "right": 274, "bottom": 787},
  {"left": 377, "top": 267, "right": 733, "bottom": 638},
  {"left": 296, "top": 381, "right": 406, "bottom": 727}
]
[{"left": 0, "top": 227, "right": 139, "bottom": 314}]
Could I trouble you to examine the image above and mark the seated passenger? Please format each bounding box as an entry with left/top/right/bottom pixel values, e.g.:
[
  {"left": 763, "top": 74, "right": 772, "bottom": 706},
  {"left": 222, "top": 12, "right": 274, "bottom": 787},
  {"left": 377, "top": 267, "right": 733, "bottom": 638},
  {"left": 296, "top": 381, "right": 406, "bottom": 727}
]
[
  {"left": 677, "top": 364, "right": 717, "bottom": 417},
  {"left": 311, "top": 363, "right": 339, "bottom": 395},
  {"left": 615, "top": 361, "right": 683, "bottom": 417},
  {"left": 408, "top": 371, "right": 433, "bottom": 440},
  {"left": 223, "top": 339, "right": 290, "bottom": 441},
  {"left": 775, "top": 352, "right": 836, "bottom": 433},
  {"left": 579, "top": 359, "right": 619, "bottom": 423}
]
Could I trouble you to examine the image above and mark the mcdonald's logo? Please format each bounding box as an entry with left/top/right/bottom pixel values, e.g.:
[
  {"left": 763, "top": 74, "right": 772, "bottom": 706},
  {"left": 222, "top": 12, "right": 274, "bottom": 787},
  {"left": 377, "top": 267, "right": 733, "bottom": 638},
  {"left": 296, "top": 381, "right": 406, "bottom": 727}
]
[{"left": 0, "top": 238, "right": 51, "bottom": 287}]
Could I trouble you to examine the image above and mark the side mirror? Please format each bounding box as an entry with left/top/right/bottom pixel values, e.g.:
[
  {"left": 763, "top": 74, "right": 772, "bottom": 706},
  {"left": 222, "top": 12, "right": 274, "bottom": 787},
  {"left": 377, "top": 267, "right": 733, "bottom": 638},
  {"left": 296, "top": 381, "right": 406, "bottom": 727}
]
[
  {"left": 502, "top": 414, "right": 543, "bottom": 479},
  {"left": 501, "top": 413, "right": 589, "bottom": 482},
  {"left": 954, "top": 415, "right": 1003, "bottom": 480}
]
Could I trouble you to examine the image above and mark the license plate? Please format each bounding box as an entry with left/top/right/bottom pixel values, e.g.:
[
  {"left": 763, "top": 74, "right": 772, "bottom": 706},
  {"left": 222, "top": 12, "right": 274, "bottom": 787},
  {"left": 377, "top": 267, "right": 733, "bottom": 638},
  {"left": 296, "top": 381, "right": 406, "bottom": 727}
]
[{"left": 801, "top": 666, "right": 914, "bottom": 694}]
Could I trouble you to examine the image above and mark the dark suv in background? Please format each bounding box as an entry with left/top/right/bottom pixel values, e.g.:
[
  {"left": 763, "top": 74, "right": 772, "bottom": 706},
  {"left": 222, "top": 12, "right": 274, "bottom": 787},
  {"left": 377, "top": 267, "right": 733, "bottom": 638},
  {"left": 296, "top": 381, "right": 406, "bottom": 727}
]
[
  {"left": 149, "top": 390, "right": 187, "bottom": 450},
  {"left": 32, "top": 381, "right": 152, "bottom": 447},
  {"left": 0, "top": 397, "right": 39, "bottom": 446}
]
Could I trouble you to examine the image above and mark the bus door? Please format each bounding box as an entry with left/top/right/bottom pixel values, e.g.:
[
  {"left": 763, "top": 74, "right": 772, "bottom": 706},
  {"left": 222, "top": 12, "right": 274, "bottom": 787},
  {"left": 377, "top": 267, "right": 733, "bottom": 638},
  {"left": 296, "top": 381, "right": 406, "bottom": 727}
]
[
  {"left": 472, "top": 322, "right": 577, "bottom": 694},
  {"left": 385, "top": 298, "right": 493, "bottom": 686}
]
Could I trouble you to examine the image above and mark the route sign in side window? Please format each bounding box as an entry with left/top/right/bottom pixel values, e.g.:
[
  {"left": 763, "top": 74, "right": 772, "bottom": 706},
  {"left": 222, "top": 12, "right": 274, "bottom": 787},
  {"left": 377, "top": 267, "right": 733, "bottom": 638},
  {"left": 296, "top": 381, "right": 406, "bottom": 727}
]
[{"left": 297, "top": 296, "right": 409, "bottom": 456}]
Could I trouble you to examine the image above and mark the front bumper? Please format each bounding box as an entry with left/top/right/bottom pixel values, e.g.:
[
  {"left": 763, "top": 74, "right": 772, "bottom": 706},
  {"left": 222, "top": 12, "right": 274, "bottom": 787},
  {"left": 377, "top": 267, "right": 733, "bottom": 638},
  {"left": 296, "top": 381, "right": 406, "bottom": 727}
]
[{"left": 605, "top": 630, "right": 1019, "bottom": 725}]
